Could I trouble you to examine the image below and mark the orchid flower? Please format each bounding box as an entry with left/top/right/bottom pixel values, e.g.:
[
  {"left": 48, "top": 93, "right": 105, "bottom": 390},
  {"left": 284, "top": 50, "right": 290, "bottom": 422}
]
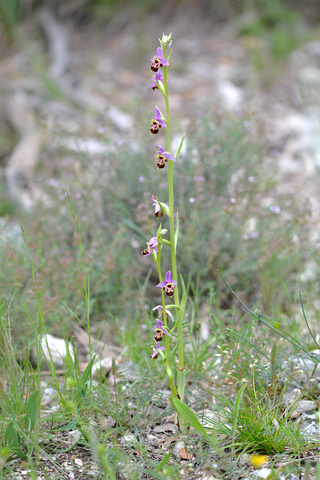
[
  {"left": 149, "top": 70, "right": 165, "bottom": 90},
  {"left": 152, "top": 194, "right": 163, "bottom": 219},
  {"left": 150, "top": 341, "right": 165, "bottom": 360},
  {"left": 155, "top": 144, "right": 176, "bottom": 169},
  {"left": 151, "top": 47, "right": 169, "bottom": 72},
  {"left": 153, "top": 319, "right": 172, "bottom": 342},
  {"left": 153, "top": 305, "right": 174, "bottom": 322},
  {"left": 156, "top": 270, "right": 177, "bottom": 297},
  {"left": 150, "top": 107, "right": 166, "bottom": 135},
  {"left": 142, "top": 237, "right": 158, "bottom": 256}
]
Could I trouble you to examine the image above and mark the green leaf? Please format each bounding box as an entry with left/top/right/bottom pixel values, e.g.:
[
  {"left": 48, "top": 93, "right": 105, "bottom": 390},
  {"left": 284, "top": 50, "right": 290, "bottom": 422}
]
[
  {"left": 25, "top": 390, "right": 41, "bottom": 433},
  {"left": 165, "top": 304, "right": 180, "bottom": 311},
  {"left": 174, "top": 133, "right": 185, "bottom": 159},
  {"left": 171, "top": 398, "right": 211, "bottom": 442},
  {"left": 5, "top": 422, "right": 26, "bottom": 459},
  {"left": 162, "top": 239, "right": 171, "bottom": 246},
  {"left": 74, "top": 355, "right": 96, "bottom": 401}
]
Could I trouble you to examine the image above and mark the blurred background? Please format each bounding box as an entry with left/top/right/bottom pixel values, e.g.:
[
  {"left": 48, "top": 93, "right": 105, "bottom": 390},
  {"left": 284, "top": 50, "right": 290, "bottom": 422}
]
[{"left": 1, "top": 0, "right": 320, "bottom": 355}]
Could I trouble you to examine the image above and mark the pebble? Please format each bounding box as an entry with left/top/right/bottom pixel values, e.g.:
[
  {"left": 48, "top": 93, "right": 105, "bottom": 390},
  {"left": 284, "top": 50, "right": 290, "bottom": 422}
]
[
  {"left": 147, "top": 434, "right": 158, "bottom": 446},
  {"left": 300, "top": 422, "right": 320, "bottom": 440},
  {"left": 120, "top": 432, "right": 136, "bottom": 445},
  {"left": 172, "top": 440, "right": 185, "bottom": 457},
  {"left": 292, "top": 400, "right": 316, "bottom": 416},
  {"left": 32, "top": 334, "right": 74, "bottom": 369},
  {"left": 67, "top": 429, "right": 81, "bottom": 443}
]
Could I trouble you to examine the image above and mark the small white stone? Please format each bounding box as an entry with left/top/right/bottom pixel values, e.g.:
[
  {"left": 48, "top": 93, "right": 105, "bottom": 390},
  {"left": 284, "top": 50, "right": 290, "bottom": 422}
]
[
  {"left": 172, "top": 440, "right": 185, "bottom": 457},
  {"left": 67, "top": 429, "right": 81, "bottom": 443},
  {"left": 120, "top": 432, "right": 136, "bottom": 445},
  {"left": 253, "top": 468, "right": 272, "bottom": 479},
  {"left": 33, "top": 334, "right": 74, "bottom": 369},
  {"left": 147, "top": 434, "right": 158, "bottom": 446},
  {"left": 92, "top": 357, "right": 112, "bottom": 378},
  {"left": 292, "top": 400, "right": 316, "bottom": 416}
]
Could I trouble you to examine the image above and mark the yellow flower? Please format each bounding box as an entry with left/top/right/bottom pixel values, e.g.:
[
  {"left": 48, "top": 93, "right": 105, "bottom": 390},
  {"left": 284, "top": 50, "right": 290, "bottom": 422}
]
[{"left": 250, "top": 454, "right": 269, "bottom": 469}]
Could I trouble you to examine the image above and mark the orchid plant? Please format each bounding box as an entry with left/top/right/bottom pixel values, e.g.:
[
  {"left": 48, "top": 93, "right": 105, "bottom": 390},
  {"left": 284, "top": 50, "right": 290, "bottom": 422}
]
[{"left": 142, "top": 34, "right": 187, "bottom": 422}]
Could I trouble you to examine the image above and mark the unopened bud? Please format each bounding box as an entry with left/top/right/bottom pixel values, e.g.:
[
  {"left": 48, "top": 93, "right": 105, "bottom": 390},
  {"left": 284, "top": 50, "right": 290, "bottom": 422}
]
[{"left": 161, "top": 33, "right": 172, "bottom": 49}]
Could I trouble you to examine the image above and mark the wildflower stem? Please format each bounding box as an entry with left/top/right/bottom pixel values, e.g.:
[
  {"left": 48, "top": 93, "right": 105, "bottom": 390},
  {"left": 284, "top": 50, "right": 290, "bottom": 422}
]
[
  {"left": 156, "top": 249, "right": 176, "bottom": 396},
  {"left": 163, "top": 63, "right": 184, "bottom": 400}
]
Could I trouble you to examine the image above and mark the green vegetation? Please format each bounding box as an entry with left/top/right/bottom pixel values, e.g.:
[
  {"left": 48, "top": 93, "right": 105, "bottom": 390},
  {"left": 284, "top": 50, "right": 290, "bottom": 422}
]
[
  {"left": 1, "top": 1, "right": 320, "bottom": 477},
  {"left": 0, "top": 108, "right": 320, "bottom": 477}
]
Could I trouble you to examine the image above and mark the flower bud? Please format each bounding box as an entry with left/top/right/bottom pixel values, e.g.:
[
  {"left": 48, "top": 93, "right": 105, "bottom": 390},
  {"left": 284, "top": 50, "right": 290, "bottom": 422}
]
[{"left": 161, "top": 33, "right": 172, "bottom": 49}]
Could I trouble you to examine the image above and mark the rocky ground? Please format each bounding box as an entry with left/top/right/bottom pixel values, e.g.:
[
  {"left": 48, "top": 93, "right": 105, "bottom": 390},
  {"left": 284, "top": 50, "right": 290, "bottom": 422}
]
[
  {"left": 1, "top": 8, "right": 320, "bottom": 216},
  {"left": 2, "top": 5, "right": 320, "bottom": 479}
]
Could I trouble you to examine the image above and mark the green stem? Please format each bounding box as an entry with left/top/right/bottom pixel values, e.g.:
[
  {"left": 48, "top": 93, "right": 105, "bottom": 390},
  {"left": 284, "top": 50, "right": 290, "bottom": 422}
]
[
  {"left": 156, "top": 250, "right": 176, "bottom": 396},
  {"left": 164, "top": 361, "right": 178, "bottom": 396},
  {"left": 163, "top": 62, "right": 184, "bottom": 400}
]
